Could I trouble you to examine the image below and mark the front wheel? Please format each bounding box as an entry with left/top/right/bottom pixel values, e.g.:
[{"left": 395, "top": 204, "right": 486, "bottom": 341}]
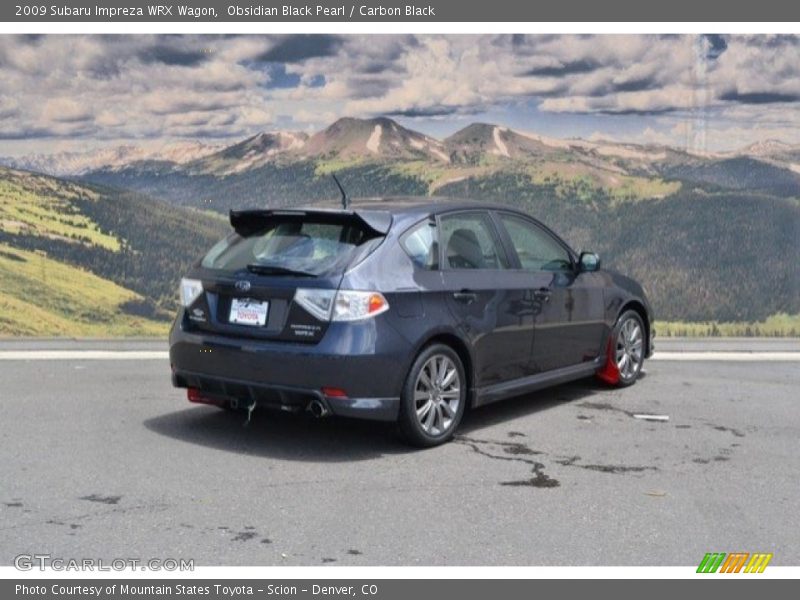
[
  {"left": 397, "top": 344, "right": 467, "bottom": 447},
  {"left": 598, "top": 310, "right": 645, "bottom": 387}
]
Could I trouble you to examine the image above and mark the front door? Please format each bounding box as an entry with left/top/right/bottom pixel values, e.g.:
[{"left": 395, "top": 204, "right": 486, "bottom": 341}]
[{"left": 493, "top": 212, "right": 605, "bottom": 373}]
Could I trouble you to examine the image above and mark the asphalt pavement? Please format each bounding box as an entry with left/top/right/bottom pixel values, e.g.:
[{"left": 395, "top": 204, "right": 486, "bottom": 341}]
[{"left": 0, "top": 339, "right": 798, "bottom": 566}]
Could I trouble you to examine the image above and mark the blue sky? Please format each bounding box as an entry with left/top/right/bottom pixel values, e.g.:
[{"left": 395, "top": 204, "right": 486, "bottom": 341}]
[{"left": 1, "top": 34, "right": 798, "bottom": 156}]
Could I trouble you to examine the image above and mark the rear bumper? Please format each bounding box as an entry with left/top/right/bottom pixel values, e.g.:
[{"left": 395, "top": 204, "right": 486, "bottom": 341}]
[
  {"left": 169, "top": 321, "right": 409, "bottom": 422},
  {"left": 173, "top": 368, "right": 399, "bottom": 421}
]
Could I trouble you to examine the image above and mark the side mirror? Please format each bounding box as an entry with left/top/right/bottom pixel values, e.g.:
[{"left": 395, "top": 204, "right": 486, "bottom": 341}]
[{"left": 579, "top": 251, "right": 601, "bottom": 272}]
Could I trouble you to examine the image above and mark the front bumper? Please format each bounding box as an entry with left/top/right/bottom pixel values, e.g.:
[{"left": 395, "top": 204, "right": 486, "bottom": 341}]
[{"left": 169, "top": 321, "right": 409, "bottom": 422}]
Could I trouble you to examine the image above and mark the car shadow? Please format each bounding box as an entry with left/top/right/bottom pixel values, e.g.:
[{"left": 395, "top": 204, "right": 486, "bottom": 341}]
[
  {"left": 460, "top": 377, "right": 607, "bottom": 434},
  {"left": 143, "top": 377, "right": 612, "bottom": 462},
  {"left": 143, "top": 406, "right": 402, "bottom": 462}
]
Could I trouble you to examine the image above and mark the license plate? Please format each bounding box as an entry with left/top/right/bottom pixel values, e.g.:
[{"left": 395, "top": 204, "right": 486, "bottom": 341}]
[{"left": 229, "top": 298, "right": 268, "bottom": 326}]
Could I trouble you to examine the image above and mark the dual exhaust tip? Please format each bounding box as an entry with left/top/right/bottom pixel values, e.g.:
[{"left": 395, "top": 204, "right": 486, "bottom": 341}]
[
  {"left": 187, "top": 387, "right": 332, "bottom": 418},
  {"left": 228, "top": 396, "right": 331, "bottom": 419},
  {"left": 307, "top": 399, "right": 330, "bottom": 418}
]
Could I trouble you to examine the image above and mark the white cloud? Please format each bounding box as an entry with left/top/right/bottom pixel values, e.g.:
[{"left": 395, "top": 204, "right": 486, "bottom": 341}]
[
  {"left": 41, "top": 98, "right": 94, "bottom": 123},
  {"left": 0, "top": 34, "right": 798, "bottom": 152}
]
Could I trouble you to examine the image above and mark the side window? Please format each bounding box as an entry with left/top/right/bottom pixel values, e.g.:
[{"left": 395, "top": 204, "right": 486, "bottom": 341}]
[
  {"left": 498, "top": 214, "right": 572, "bottom": 272},
  {"left": 401, "top": 219, "right": 439, "bottom": 270},
  {"left": 440, "top": 212, "right": 508, "bottom": 270}
]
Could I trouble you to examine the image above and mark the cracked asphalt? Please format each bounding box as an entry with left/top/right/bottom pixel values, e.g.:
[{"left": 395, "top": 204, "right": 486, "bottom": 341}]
[{"left": 1, "top": 341, "right": 798, "bottom": 565}]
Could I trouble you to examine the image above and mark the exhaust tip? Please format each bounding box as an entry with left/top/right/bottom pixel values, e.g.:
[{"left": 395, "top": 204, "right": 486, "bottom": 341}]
[{"left": 308, "top": 399, "right": 330, "bottom": 418}]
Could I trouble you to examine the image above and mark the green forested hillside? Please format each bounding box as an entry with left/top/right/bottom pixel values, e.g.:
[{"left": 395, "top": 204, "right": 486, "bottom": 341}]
[
  {"left": 598, "top": 192, "right": 800, "bottom": 322},
  {"left": 435, "top": 175, "right": 800, "bottom": 322},
  {"left": 0, "top": 167, "right": 228, "bottom": 336},
  {"left": 662, "top": 157, "right": 800, "bottom": 197},
  {"left": 84, "top": 160, "right": 800, "bottom": 324},
  {"left": 84, "top": 161, "right": 429, "bottom": 211},
  {"left": 0, "top": 243, "right": 166, "bottom": 337}
]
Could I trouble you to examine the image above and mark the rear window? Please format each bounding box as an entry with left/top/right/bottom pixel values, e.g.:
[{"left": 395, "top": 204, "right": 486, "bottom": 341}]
[{"left": 201, "top": 217, "right": 379, "bottom": 276}]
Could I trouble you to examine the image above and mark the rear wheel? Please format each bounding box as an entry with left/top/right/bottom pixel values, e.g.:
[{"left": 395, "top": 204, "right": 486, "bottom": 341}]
[{"left": 397, "top": 344, "right": 466, "bottom": 447}]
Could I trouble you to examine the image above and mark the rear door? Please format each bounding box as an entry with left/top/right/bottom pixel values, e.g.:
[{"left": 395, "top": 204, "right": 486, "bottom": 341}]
[
  {"left": 493, "top": 211, "right": 605, "bottom": 373},
  {"left": 438, "top": 210, "right": 537, "bottom": 387}
]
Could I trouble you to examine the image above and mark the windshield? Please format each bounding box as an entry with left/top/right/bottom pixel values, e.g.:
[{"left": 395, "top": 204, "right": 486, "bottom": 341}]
[{"left": 201, "top": 218, "right": 379, "bottom": 277}]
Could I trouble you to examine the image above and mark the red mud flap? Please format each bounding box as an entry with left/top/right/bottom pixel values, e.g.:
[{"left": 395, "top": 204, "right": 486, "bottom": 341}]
[{"left": 595, "top": 335, "right": 620, "bottom": 385}]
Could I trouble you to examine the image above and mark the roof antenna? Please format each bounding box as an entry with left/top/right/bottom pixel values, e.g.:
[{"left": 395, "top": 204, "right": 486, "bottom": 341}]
[{"left": 332, "top": 173, "right": 349, "bottom": 209}]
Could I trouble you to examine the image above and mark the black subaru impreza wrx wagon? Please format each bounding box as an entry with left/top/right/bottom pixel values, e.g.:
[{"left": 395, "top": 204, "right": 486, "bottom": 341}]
[{"left": 170, "top": 197, "right": 654, "bottom": 446}]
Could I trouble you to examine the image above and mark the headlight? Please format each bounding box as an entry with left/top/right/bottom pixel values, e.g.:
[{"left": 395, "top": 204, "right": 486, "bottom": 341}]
[
  {"left": 294, "top": 289, "right": 389, "bottom": 322},
  {"left": 179, "top": 278, "right": 203, "bottom": 307}
]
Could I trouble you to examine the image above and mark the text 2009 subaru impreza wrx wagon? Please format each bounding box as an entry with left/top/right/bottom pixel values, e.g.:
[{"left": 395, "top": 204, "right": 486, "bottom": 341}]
[{"left": 169, "top": 197, "right": 654, "bottom": 446}]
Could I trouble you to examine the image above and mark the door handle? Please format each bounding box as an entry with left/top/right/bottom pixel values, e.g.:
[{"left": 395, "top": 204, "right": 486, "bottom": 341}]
[{"left": 452, "top": 290, "right": 478, "bottom": 304}]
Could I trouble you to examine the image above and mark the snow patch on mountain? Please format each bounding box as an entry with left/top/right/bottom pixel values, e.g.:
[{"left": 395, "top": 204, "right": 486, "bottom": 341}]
[
  {"left": 429, "top": 146, "right": 450, "bottom": 163},
  {"left": 513, "top": 129, "right": 574, "bottom": 150},
  {"left": 594, "top": 144, "right": 667, "bottom": 161},
  {"left": 741, "top": 139, "right": 795, "bottom": 157},
  {"left": 366, "top": 125, "right": 383, "bottom": 154},
  {"left": 492, "top": 127, "right": 510, "bottom": 158}
]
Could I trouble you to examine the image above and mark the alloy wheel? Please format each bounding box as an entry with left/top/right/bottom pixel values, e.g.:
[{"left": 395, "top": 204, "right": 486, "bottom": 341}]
[
  {"left": 615, "top": 317, "right": 643, "bottom": 380},
  {"left": 413, "top": 354, "right": 461, "bottom": 436}
]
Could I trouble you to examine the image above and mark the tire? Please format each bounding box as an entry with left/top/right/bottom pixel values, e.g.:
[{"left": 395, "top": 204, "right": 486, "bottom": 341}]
[
  {"left": 607, "top": 310, "right": 646, "bottom": 387},
  {"left": 397, "top": 344, "right": 467, "bottom": 447}
]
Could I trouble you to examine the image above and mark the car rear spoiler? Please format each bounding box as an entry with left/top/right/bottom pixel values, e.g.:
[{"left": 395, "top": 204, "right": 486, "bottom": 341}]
[{"left": 229, "top": 208, "right": 393, "bottom": 236}]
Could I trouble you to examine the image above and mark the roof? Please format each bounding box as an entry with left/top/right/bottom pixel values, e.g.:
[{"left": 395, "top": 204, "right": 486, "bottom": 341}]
[{"left": 230, "top": 196, "right": 531, "bottom": 237}]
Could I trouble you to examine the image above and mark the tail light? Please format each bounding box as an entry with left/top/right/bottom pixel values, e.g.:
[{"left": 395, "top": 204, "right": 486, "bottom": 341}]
[
  {"left": 179, "top": 278, "right": 203, "bottom": 307},
  {"left": 321, "top": 387, "right": 348, "bottom": 398},
  {"left": 294, "top": 289, "right": 389, "bottom": 322},
  {"left": 187, "top": 388, "right": 225, "bottom": 406}
]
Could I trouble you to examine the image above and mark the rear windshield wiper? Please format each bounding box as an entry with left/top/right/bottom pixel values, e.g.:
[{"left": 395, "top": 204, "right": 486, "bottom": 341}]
[{"left": 246, "top": 263, "right": 317, "bottom": 277}]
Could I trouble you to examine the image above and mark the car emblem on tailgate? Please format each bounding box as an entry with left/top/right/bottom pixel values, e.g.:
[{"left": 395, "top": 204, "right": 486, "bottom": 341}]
[{"left": 235, "top": 280, "right": 251, "bottom": 292}]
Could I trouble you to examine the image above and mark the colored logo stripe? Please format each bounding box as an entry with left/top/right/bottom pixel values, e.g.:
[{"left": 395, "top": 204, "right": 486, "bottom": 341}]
[
  {"left": 744, "top": 553, "right": 773, "bottom": 573},
  {"left": 720, "top": 553, "right": 749, "bottom": 573},
  {"left": 697, "top": 552, "right": 772, "bottom": 573},
  {"left": 697, "top": 553, "right": 726, "bottom": 573}
]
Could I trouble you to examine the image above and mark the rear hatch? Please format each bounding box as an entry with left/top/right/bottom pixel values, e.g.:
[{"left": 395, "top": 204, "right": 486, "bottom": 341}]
[{"left": 183, "top": 208, "right": 389, "bottom": 343}]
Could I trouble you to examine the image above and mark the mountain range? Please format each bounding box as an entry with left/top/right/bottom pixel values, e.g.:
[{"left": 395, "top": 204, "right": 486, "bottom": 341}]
[
  {"left": 0, "top": 116, "right": 798, "bottom": 332},
  {"left": 1, "top": 139, "right": 223, "bottom": 177},
  {"left": 6, "top": 116, "right": 800, "bottom": 183}
]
